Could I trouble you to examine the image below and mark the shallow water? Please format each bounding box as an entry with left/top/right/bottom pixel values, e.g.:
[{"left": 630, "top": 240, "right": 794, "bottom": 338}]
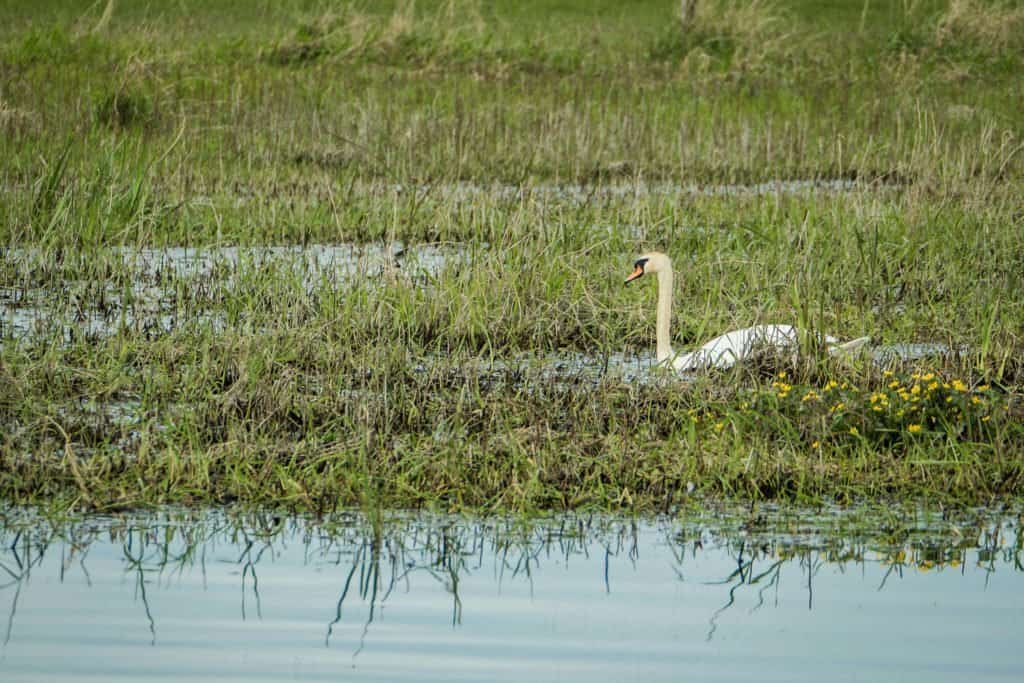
[
  {"left": 382, "top": 178, "right": 864, "bottom": 204},
  {"left": 1, "top": 506, "right": 1020, "bottom": 682},
  {"left": 0, "top": 242, "right": 461, "bottom": 340},
  {"left": 178, "top": 178, "right": 872, "bottom": 210},
  {"left": 450, "top": 342, "right": 962, "bottom": 388},
  {"left": 2, "top": 239, "right": 957, "bottom": 389}
]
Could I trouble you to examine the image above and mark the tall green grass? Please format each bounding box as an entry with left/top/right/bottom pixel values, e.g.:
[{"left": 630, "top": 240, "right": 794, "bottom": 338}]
[{"left": 0, "top": 0, "right": 1021, "bottom": 511}]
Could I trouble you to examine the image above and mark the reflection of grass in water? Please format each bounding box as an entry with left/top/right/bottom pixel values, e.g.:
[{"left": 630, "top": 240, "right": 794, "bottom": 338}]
[
  {"left": 0, "top": 1, "right": 1022, "bottom": 509},
  {"left": 1, "top": 507, "right": 1019, "bottom": 649},
  {"left": 124, "top": 529, "right": 158, "bottom": 645}
]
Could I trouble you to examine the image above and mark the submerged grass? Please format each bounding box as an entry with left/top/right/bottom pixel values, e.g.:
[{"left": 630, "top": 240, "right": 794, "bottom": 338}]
[{"left": 0, "top": 0, "right": 1022, "bottom": 511}]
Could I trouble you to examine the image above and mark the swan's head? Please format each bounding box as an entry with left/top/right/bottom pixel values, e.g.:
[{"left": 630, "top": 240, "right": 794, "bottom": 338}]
[{"left": 624, "top": 251, "right": 671, "bottom": 284}]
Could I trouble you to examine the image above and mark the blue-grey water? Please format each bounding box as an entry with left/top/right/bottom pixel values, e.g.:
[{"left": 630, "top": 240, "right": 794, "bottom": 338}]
[{"left": 1, "top": 506, "right": 1021, "bottom": 682}]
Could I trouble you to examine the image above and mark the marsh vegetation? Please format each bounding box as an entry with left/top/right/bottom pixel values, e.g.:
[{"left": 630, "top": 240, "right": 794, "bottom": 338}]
[{"left": 1, "top": 0, "right": 1022, "bottom": 511}]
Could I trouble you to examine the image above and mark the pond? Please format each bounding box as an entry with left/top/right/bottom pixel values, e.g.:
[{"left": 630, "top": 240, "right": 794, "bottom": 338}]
[{"left": 1, "top": 505, "right": 1020, "bottom": 681}]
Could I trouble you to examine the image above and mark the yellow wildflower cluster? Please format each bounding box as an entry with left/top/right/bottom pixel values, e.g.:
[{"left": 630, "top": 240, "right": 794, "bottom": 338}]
[
  {"left": 754, "top": 369, "right": 1000, "bottom": 450},
  {"left": 772, "top": 379, "right": 793, "bottom": 399}
]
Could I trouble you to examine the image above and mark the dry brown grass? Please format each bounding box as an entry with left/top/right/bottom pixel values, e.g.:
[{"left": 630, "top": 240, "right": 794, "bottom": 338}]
[
  {"left": 0, "top": 97, "right": 37, "bottom": 134},
  {"left": 693, "top": 0, "right": 786, "bottom": 45},
  {"left": 936, "top": 0, "right": 1024, "bottom": 54},
  {"left": 669, "top": 0, "right": 793, "bottom": 71},
  {"left": 264, "top": 0, "right": 490, "bottom": 65}
]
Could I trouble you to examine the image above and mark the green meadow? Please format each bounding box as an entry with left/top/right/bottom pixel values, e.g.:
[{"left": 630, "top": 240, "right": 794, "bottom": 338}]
[{"left": 1, "top": 0, "right": 1022, "bottom": 511}]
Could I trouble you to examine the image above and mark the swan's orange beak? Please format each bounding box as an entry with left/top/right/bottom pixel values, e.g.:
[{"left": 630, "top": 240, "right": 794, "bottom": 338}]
[{"left": 624, "top": 264, "right": 644, "bottom": 284}]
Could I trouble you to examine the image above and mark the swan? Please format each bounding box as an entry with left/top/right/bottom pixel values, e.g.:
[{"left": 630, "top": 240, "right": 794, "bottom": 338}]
[{"left": 625, "top": 252, "right": 870, "bottom": 371}]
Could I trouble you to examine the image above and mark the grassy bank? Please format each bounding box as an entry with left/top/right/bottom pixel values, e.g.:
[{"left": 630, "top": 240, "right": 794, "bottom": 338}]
[{"left": 1, "top": 1, "right": 1022, "bottom": 511}]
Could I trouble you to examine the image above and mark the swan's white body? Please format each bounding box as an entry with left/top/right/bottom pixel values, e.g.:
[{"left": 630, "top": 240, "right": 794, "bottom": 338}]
[
  {"left": 669, "top": 324, "right": 805, "bottom": 371},
  {"left": 626, "top": 252, "right": 869, "bottom": 372}
]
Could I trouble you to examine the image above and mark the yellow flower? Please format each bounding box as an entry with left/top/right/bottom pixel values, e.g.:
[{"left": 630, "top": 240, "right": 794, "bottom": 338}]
[
  {"left": 714, "top": 422, "right": 725, "bottom": 432},
  {"left": 907, "top": 424, "right": 922, "bottom": 433},
  {"left": 951, "top": 379, "right": 968, "bottom": 392},
  {"left": 811, "top": 440, "right": 820, "bottom": 449},
  {"left": 927, "top": 381, "right": 939, "bottom": 392},
  {"left": 981, "top": 415, "right": 991, "bottom": 422},
  {"left": 910, "top": 384, "right": 921, "bottom": 396},
  {"left": 977, "top": 384, "right": 990, "bottom": 392},
  {"left": 777, "top": 371, "right": 787, "bottom": 379},
  {"left": 849, "top": 427, "right": 859, "bottom": 436},
  {"left": 802, "top": 390, "right": 819, "bottom": 402},
  {"left": 883, "top": 370, "right": 894, "bottom": 377},
  {"left": 888, "top": 380, "right": 901, "bottom": 389},
  {"left": 825, "top": 380, "right": 839, "bottom": 391},
  {"left": 922, "top": 372, "right": 935, "bottom": 381},
  {"left": 830, "top": 402, "right": 845, "bottom": 413}
]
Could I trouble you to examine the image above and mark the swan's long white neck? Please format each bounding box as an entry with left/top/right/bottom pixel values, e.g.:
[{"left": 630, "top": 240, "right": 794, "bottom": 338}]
[{"left": 654, "top": 266, "right": 674, "bottom": 364}]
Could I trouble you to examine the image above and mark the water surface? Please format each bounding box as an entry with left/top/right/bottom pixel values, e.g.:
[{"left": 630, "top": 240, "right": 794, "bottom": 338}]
[
  {"left": 1, "top": 506, "right": 1020, "bottom": 681},
  {"left": 0, "top": 242, "right": 460, "bottom": 340}
]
